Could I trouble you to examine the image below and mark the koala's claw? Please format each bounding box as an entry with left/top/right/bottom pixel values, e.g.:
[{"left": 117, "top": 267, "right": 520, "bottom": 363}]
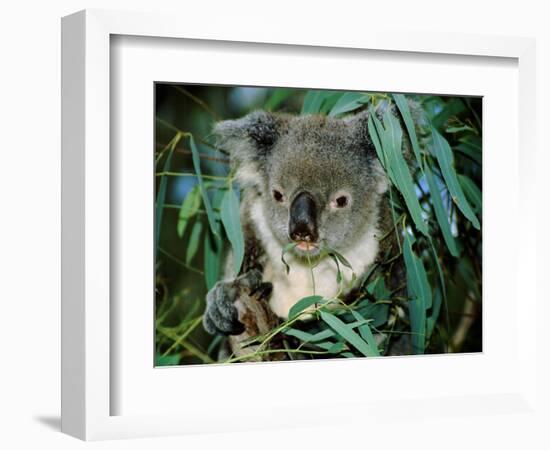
[{"left": 203, "top": 270, "right": 267, "bottom": 336}]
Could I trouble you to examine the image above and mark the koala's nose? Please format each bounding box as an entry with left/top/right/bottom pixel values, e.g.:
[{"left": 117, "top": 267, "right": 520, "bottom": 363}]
[{"left": 289, "top": 192, "right": 318, "bottom": 243}]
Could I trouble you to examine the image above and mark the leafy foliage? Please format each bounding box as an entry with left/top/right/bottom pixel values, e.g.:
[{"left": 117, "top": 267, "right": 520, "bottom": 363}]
[{"left": 154, "top": 85, "right": 482, "bottom": 365}]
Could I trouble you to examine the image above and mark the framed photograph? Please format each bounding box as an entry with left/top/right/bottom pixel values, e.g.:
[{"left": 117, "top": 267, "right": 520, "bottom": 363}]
[
  {"left": 153, "top": 82, "right": 483, "bottom": 365},
  {"left": 62, "top": 9, "right": 537, "bottom": 441}
]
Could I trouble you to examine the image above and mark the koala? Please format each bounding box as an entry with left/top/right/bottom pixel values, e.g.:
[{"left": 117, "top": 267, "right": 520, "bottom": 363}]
[{"left": 202, "top": 107, "right": 407, "bottom": 354}]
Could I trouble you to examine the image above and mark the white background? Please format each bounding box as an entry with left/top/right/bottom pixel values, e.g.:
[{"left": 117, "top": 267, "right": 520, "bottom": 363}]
[
  {"left": 0, "top": 1, "right": 548, "bottom": 449},
  {"left": 112, "top": 35, "right": 520, "bottom": 417}
]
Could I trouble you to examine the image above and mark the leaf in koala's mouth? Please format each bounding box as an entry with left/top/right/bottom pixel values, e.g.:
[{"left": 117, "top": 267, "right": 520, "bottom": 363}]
[{"left": 281, "top": 243, "right": 298, "bottom": 274}]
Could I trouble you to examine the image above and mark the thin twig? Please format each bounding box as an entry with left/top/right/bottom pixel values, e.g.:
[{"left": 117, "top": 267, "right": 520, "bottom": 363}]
[
  {"left": 224, "top": 348, "right": 329, "bottom": 364},
  {"left": 157, "top": 247, "right": 204, "bottom": 275},
  {"left": 162, "top": 316, "right": 203, "bottom": 357},
  {"left": 156, "top": 142, "right": 230, "bottom": 164},
  {"left": 155, "top": 171, "right": 229, "bottom": 181},
  {"left": 155, "top": 117, "right": 230, "bottom": 155},
  {"left": 171, "top": 85, "right": 222, "bottom": 121}
]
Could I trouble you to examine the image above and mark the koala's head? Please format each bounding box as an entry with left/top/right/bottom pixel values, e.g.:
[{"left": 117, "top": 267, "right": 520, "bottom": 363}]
[{"left": 215, "top": 110, "right": 388, "bottom": 258}]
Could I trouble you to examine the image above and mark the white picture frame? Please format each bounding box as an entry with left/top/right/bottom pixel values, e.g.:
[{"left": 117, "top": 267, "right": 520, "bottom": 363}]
[{"left": 61, "top": 9, "right": 537, "bottom": 441}]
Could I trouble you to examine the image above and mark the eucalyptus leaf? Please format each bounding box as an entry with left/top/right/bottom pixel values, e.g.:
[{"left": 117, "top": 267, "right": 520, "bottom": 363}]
[
  {"left": 431, "top": 128, "right": 480, "bottom": 229},
  {"left": 424, "top": 166, "right": 459, "bottom": 257},
  {"left": 155, "top": 352, "right": 180, "bottom": 366},
  {"left": 156, "top": 134, "right": 180, "bottom": 252},
  {"left": 458, "top": 174, "right": 482, "bottom": 214},
  {"left": 320, "top": 311, "right": 375, "bottom": 357},
  {"left": 220, "top": 189, "right": 245, "bottom": 274},
  {"left": 366, "top": 277, "right": 389, "bottom": 300},
  {"left": 427, "top": 286, "right": 443, "bottom": 339},
  {"left": 431, "top": 97, "right": 465, "bottom": 129},
  {"left": 455, "top": 143, "right": 482, "bottom": 165},
  {"left": 288, "top": 295, "right": 324, "bottom": 319},
  {"left": 351, "top": 310, "right": 380, "bottom": 356},
  {"left": 281, "top": 243, "right": 297, "bottom": 274},
  {"left": 302, "top": 91, "right": 328, "bottom": 114},
  {"left": 265, "top": 88, "right": 293, "bottom": 110},
  {"left": 185, "top": 220, "right": 203, "bottom": 264},
  {"left": 368, "top": 111, "right": 395, "bottom": 182},
  {"left": 319, "top": 92, "right": 348, "bottom": 114},
  {"left": 189, "top": 135, "right": 220, "bottom": 237},
  {"left": 393, "top": 93, "right": 423, "bottom": 169},
  {"left": 446, "top": 125, "right": 477, "bottom": 134},
  {"left": 403, "top": 232, "right": 430, "bottom": 354},
  {"left": 328, "top": 92, "right": 368, "bottom": 117},
  {"left": 204, "top": 223, "right": 221, "bottom": 290},
  {"left": 381, "top": 110, "right": 428, "bottom": 235},
  {"left": 285, "top": 327, "right": 334, "bottom": 343},
  {"left": 284, "top": 319, "right": 369, "bottom": 343},
  {"left": 355, "top": 300, "right": 390, "bottom": 328},
  {"left": 177, "top": 185, "right": 201, "bottom": 238}
]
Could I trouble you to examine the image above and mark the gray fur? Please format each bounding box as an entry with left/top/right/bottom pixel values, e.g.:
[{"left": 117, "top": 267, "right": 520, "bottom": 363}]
[{"left": 203, "top": 108, "right": 409, "bottom": 337}]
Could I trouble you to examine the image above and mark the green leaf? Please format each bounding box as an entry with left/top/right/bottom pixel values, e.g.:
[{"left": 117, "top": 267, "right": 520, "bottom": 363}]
[
  {"left": 285, "top": 327, "right": 334, "bottom": 343},
  {"left": 424, "top": 165, "right": 459, "bottom": 257},
  {"left": 185, "top": 220, "right": 203, "bottom": 264},
  {"left": 281, "top": 243, "right": 297, "bottom": 274},
  {"left": 431, "top": 97, "right": 465, "bottom": 129},
  {"left": 220, "top": 189, "right": 245, "bottom": 274},
  {"left": 351, "top": 311, "right": 380, "bottom": 356},
  {"left": 326, "top": 248, "right": 356, "bottom": 285},
  {"left": 285, "top": 318, "right": 370, "bottom": 343},
  {"left": 156, "top": 134, "right": 180, "bottom": 252},
  {"left": 177, "top": 185, "right": 201, "bottom": 238},
  {"left": 319, "top": 92, "right": 347, "bottom": 114},
  {"left": 265, "top": 88, "right": 293, "bottom": 110},
  {"left": 458, "top": 174, "right": 482, "bottom": 214},
  {"left": 366, "top": 277, "right": 389, "bottom": 300},
  {"left": 367, "top": 112, "right": 392, "bottom": 179},
  {"left": 427, "top": 237, "right": 446, "bottom": 300},
  {"left": 320, "top": 311, "right": 376, "bottom": 357},
  {"left": 189, "top": 135, "right": 219, "bottom": 237},
  {"left": 381, "top": 109, "right": 428, "bottom": 236},
  {"left": 431, "top": 128, "right": 480, "bottom": 229},
  {"left": 426, "top": 286, "right": 443, "bottom": 339},
  {"left": 288, "top": 295, "right": 324, "bottom": 319},
  {"left": 356, "top": 300, "right": 389, "bottom": 328},
  {"left": 455, "top": 135, "right": 481, "bottom": 165},
  {"left": 204, "top": 223, "right": 221, "bottom": 290},
  {"left": 155, "top": 352, "right": 180, "bottom": 366},
  {"left": 301, "top": 90, "right": 340, "bottom": 114},
  {"left": 403, "top": 232, "right": 430, "bottom": 354},
  {"left": 455, "top": 143, "right": 482, "bottom": 165},
  {"left": 327, "top": 248, "right": 353, "bottom": 271},
  {"left": 426, "top": 236, "right": 448, "bottom": 338},
  {"left": 393, "top": 93, "right": 423, "bottom": 168},
  {"left": 445, "top": 125, "right": 477, "bottom": 134},
  {"left": 328, "top": 92, "right": 367, "bottom": 117},
  {"left": 315, "top": 340, "right": 346, "bottom": 354}
]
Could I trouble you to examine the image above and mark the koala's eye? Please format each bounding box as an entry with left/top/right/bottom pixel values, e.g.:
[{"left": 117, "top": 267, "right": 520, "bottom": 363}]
[
  {"left": 331, "top": 194, "right": 350, "bottom": 209},
  {"left": 272, "top": 190, "right": 284, "bottom": 203}
]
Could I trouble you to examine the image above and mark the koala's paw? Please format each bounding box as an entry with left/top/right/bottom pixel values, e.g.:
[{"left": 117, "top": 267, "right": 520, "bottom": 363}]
[{"left": 203, "top": 270, "right": 270, "bottom": 336}]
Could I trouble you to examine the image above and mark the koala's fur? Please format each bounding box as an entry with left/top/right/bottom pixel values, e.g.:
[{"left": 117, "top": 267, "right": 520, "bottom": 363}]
[{"left": 203, "top": 107, "right": 409, "bottom": 356}]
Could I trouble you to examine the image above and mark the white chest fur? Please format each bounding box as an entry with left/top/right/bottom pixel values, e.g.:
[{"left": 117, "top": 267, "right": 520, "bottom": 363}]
[{"left": 250, "top": 200, "right": 380, "bottom": 319}]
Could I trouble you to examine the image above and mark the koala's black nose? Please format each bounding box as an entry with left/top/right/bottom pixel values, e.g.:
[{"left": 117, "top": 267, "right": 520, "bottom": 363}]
[{"left": 289, "top": 192, "right": 318, "bottom": 242}]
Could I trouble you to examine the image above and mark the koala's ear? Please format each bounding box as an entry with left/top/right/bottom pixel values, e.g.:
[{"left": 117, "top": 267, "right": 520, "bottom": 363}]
[
  {"left": 344, "top": 109, "right": 374, "bottom": 152},
  {"left": 215, "top": 111, "right": 282, "bottom": 151},
  {"left": 214, "top": 111, "right": 286, "bottom": 186}
]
